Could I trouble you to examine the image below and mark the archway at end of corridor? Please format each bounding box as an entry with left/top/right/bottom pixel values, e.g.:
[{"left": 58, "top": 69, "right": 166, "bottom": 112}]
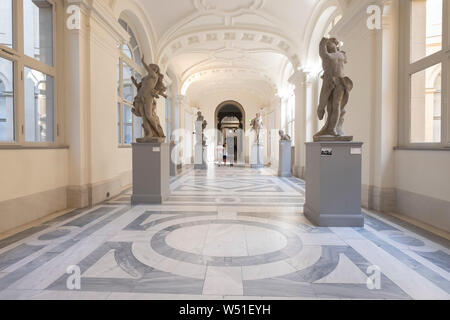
[{"left": 214, "top": 101, "right": 246, "bottom": 166}]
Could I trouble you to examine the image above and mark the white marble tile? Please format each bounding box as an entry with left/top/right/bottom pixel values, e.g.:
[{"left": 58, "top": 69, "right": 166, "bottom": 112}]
[
  {"left": 242, "top": 260, "right": 297, "bottom": 281},
  {"left": 203, "top": 267, "right": 243, "bottom": 296},
  {"left": 300, "top": 233, "right": 347, "bottom": 246},
  {"left": 314, "top": 254, "right": 368, "bottom": 284},
  {"left": 203, "top": 224, "right": 248, "bottom": 257},
  {"left": 0, "top": 289, "right": 43, "bottom": 300},
  {"left": 165, "top": 224, "right": 209, "bottom": 255},
  {"left": 346, "top": 239, "right": 450, "bottom": 300},
  {"left": 286, "top": 245, "right": 322, "bottom": 271},
  {"left": 244, "top": 226, "right": 287, "bottom": 256}
]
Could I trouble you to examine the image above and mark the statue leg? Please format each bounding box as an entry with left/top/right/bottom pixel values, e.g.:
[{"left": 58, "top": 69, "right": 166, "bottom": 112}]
[
  {"left": 317, "top": 81, "right": 334, "bottom": 120},
  {"left": 336, "top": 90, "right": 349, "bottom": 136},
  {"left": 329, "top": 85, "right": 345, "bottom": 136}
]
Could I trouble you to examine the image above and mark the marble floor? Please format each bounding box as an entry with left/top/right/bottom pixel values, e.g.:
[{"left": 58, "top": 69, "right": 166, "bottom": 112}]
[{"left": 0, "top": 166, "right": 449, "bottom": 300}]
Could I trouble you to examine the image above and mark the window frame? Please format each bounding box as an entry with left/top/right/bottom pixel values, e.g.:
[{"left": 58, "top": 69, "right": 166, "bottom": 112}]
[
  {"left": 0, "top": 0, "right": 58, "bottom": 147},
  {"left": 398, "top": 0, "right": 450, "bottom": 149},
  {"left": 117, "top": 19, "right": 144, "bottom": 147}
]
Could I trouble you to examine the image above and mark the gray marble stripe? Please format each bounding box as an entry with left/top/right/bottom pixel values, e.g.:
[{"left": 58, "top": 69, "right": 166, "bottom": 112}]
[
  {"left": 47, "top": 241, "right": 204, "bottom": 295},
  {"left": 414, "top": 250, "right": 450, "bottom": 273},
  {"left": 0, "top": 226, "right": 49, "bottom": 250},
  {"left": 0, "top": 251, "right": 59, "bottom": 290},
  {"left": 125, "top": 212, "right": 217, "bottom": 231},
  {"left": 0, "top": 206, "right": 130, "bottom": 289},
  {"left": 281, "top": 178, "right": 304, "bottom": 193},
  {"left": 358, "top": 229, "right": 450, "bottom": 293},
  {"left": 63, "top": 206, "right": 116, "bottom": 228},
  {"left": 244, "top": 246, "right": 410, "bottom": 299},
  {"left": 0, "top": 244, "right": 45, "bottom": 272},
  {"left": 163, "top": 202, "right": 304, "bottom": 208},
  {"left": 366, "top": 213, "right": 450, "bottom": 248}
]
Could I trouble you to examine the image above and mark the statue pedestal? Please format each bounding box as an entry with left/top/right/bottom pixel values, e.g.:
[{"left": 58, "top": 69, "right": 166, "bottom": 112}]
[
  {"left": 278, "top": 140, "right": 292, "bottom": 177},
  {"left": 169, "top": 143, "right": 178, "bottom": 176},
  {"left": 251, "top": 144, "right": 264, "bottom": 169},
  {"left": 194, "top": 144, "right": 207, "bottom": 170},
  {"left": 131, "top": 142, "right": 170, "bottom": 204},
  {"left": 304, "top": 141, "right": 364, "bottom": 227}
]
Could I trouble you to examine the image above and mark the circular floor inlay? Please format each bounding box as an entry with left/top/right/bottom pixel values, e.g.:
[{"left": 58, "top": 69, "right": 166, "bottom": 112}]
[
  {"left": 165, "top": 224, "right": 287, "bottom": 257},
  {"left": 150, "top": 219, "right": 303, "bottom": 267}
]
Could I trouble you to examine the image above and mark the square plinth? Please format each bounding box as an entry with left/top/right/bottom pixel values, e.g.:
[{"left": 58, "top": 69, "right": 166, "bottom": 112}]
[
  {"left": 131, "top": 142, "right": 170, "bottom": 204},
  {"left": 304, "top": 141, "right": 364, "bottom": 227}
]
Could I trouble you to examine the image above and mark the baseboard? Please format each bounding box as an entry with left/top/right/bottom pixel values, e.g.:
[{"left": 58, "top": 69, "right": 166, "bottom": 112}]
[
  {"left": 396, "top": 188, "right": 450, "bottom": 233},
  {"left": 0, "top": 187, "right": 67, "bottom": 234},
  {"left": 67, "top": 170, "right": 132, "bottom": 208},
  {"left": 362, "top": 185, "right": 397, "bottom": 213}
]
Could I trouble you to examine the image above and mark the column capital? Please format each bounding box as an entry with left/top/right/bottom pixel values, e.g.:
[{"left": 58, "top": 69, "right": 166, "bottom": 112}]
[{"left": 288, "top": 69, "right": 311, "bottom": 88}]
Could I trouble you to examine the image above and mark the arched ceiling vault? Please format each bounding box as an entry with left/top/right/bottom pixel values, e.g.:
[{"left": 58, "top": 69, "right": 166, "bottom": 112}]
[{"left": 133, "top": 0, "right": 340, "bottom": 103}]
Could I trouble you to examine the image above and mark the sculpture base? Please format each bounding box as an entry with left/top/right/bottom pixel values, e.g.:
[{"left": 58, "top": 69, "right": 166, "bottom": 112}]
[
  {"left": 136, "top": 136, "right": 166, "bottom": 143},
  {"left": 251, "top": 144, "right": 264, "bottom": 169},
  {"left": 278, "top": 140, "right": 292, "bottom": 177},
  {"left": 194, "top": 144, "right": 207, "bottom": 170},
  {"left": 131, "top": 142, "right": 170, "bottom": 204},
  {"left": 313, "top": 135, "right": 353, "bottom": 142},
  {"left": 304, "top": 141, "right": 364, "bottom": 227}
]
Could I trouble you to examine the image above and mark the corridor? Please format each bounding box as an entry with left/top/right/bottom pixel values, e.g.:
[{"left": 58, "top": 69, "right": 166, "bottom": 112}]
[{"left": 0, "top": 167, "right": 448, "bottom": 300}]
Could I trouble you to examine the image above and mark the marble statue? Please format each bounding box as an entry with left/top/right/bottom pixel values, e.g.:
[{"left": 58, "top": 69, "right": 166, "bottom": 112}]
[
  {"left": 279, "top": 130, "right": 291, "bottom": 141},
  {"left": 197, "top": 111, "right": 208, "bottom": 146},
  {"left": 131, "top": 56, "right": 167, "bottom": 143},
  {"left": 314, "top": 37, "right": 354, "bottom": 142},
  {"left": 250, "top": 113, "right": 263, "bottom": 145}
]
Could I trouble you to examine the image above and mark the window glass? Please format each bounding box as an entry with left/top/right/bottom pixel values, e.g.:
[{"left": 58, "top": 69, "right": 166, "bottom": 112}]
[
  {"left": 117, "top": 103, "right": 121, "bottom": 144},
  {"left": 410, "top": 0, "right": 442, "bottom": 63},
  {"left": 123, "top": 63, "right": 133, "bottom": 102},
  {"left": 123, "top": 105, "right": 133, "bottom": 144},
  {"left": 0, "top": 0, "right": 13, "bottom": 48},
  {"left": 24, "top": 67, "right": 54, "bottom": 142},
  {"left": 0, "top": 57, "right": 14, "bottom": 141},
  {"left": 134, "top": 115, "right": 143, "bottom": 140},
  {"left": 23, "top": 0, "right": 53, "bottom": 66},
  {"left": 410, "top": 63, "right": 442, "bottom": 143}
]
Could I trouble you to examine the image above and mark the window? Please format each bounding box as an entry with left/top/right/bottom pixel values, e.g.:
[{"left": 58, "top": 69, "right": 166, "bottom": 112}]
[
  {"left": 400, "top": 0, "right": 450, "bottom": 147},
  {"left": 0, "top": 0, "right": 56, "bottom": 145},
  {"left": 0, "top": 0, "right": 13, "bottom": 48},
  {"left": 117, "top": 19, "right": 144, "bottom": 146},
  {"left": 324, "top": 14, "right": 342, "bottom": 37},
  {"left": 0, "top": 58, "right": 14, "bottom": 142}
]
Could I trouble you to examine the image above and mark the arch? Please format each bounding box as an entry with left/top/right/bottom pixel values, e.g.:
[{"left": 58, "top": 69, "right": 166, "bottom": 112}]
[
  {"left": 112, "top": 0, "right": 157, "bottom": 63},
  {"left": 214, "top": 100, "right": 246, "bottom": 164},
  {"left": 214, "top": 100, "right": 246, "bottom": 132},
  {"left": 302, "top": 0, "right": 342, "bottom": 71}
]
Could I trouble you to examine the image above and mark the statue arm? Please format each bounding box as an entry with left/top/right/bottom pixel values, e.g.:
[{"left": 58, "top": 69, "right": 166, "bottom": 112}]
[
  {"left": 319, "top": 37, "right": 330, "bottom": 60},
  {"left": 131, "top": 76, "right": 139, "bottom": 89}
]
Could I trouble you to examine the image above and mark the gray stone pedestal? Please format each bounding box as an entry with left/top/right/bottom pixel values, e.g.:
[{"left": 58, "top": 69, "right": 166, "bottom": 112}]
[
  {"left": 194, "top": 144, "right": 207, "bottom": 170},
  {"left": 251, "top": 144, "right": 264, "bottom": 169},
  {"left": 170, "top": 143, "right": 178, "bottom": 176},
  {"left": 131, "top": 142, "right": 170, "bottom": 204},
  {"left": 278, "top": 140, "right": 292, "bottom": 177},
  {"left": 304, "top": 141, "right": 364, "bottom": 227}
]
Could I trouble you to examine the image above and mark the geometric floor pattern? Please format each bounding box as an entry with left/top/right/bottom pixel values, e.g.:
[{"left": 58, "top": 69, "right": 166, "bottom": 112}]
[{"left": 0, "top": 166, "right": 449, "bottom": 300}]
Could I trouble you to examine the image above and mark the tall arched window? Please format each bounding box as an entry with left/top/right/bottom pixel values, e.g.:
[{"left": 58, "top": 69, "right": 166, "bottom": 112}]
[{"left": 117, "top": 18, "right": 144, "bottom": 145}]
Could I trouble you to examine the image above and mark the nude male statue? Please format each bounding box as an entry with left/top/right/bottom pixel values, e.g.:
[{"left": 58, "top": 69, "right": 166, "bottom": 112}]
[
  {"left": 250, "top": 113, "right": 263, "bottom": 145},
  {"left": 314, "top": 37, "right": 353, "bottom": 141}
]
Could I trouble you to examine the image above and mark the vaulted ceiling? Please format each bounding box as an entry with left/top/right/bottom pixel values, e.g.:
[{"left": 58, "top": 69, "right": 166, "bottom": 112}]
[{"left": 134, "top": 0, "right": 330, "bottom": 103}]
